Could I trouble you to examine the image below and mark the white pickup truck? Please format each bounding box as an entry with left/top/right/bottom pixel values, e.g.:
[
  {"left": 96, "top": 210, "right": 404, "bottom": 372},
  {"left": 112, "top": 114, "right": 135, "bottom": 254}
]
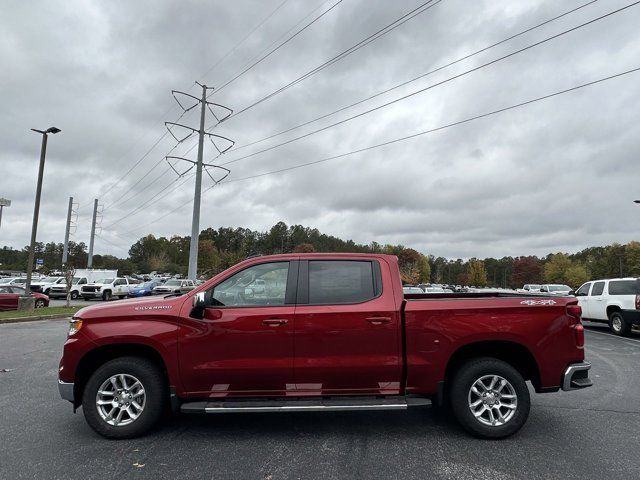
[
  {"left": 29, "top": 276, "right": 65, "bottom": 296},
  {"left": 575, "top": 277, "right": 640, "bottom": 336},
  {"left": 81, "top": 277, "right": 132, "bottom": 301},
  {"left": 49, "top": 269, "right": 118, "bottom": 300}
]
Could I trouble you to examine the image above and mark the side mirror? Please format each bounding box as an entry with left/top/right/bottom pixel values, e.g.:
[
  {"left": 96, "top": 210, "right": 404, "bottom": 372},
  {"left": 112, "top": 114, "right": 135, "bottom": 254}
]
[
  {"left": 190, "top": 291, "right": 207, "bottom": 319},
  {"left": 192, "top": 291, "right": 207, "bottom": 308}
]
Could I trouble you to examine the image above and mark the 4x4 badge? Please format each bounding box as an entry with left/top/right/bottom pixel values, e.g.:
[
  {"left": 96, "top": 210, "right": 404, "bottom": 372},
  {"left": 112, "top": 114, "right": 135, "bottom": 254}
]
[{"left": 520, "top": 299, "right": 556, "bottom": 306}]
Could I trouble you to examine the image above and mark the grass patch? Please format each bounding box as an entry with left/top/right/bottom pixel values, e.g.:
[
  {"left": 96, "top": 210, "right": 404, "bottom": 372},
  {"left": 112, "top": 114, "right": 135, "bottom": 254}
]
[{"left": 0, "top": 306, "right": 82, "bottom": 321}]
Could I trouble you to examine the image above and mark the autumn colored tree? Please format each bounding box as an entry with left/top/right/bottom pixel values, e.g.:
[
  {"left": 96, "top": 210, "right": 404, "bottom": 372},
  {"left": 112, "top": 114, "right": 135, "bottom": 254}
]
[
  {"left": 397, "top": 248, "right": 422, "bottom": 284},
  {"left": 510, "top": 256, "right": 543, "bottom": 287},
  {"left": 293, "top": 243, "right": 315, "bottom": 253}
]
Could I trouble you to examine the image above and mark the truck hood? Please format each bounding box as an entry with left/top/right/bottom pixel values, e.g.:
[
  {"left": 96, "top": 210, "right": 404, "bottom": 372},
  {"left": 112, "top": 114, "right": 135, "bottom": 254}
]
[{"left": 74, "top": 294, "right": 185, "bottom": 319}]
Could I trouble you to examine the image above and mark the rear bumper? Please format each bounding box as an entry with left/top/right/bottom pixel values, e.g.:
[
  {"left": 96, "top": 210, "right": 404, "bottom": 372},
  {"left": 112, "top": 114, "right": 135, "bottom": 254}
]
[
  {"left": 621, "top": 309, "right": 640, "bottom": 326},
  {"left": 58, "top": 380, "right": 74, "bottom": 402},
  {"left": 562, "top": 362, "right": 592, "bottom": 391}
]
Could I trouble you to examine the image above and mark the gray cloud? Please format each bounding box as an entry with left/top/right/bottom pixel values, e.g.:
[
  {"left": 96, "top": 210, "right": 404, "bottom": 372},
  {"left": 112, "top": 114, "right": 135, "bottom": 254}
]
[{"left": 1, "top": 0, "right": 639, "bottom": 261}]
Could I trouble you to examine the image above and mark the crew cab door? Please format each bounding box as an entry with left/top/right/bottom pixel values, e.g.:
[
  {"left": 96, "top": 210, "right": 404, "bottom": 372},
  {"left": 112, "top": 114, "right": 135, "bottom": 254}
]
[
  {"left": 178, "top": 261, "right": 297, "bottom": 397},
  {"left": 588, "top": 281, "right": 607, "bottom": 320},
  {"left": 575, "top": 282, "right": 591, "bottom": 318},
  {"left": 293, "top": 259, "right": 401, "bottom": 395}
]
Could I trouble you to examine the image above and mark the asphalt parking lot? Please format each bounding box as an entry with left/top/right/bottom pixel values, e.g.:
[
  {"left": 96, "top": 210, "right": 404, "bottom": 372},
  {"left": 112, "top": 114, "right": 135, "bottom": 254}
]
[{"left": 0, "top": 320, "right": 639, "bottom": 480}]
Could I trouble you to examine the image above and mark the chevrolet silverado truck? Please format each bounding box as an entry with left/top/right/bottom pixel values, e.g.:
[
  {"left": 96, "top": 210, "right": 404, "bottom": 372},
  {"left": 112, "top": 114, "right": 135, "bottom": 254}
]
[{"left": 58, "top": 253, "right": 591, "bottom": 439}]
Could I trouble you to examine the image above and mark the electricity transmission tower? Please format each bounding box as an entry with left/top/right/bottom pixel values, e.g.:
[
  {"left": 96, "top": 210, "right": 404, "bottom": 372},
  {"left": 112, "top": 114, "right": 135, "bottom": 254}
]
[
  {"left": 87, "top": 199, "right": 103, "bottom": 268},
  {"left": 62, "top": 196, "right": 79, "bottom": 265},
  {"left": 165, "top": 83, "right": 234, "bottom": 280}
]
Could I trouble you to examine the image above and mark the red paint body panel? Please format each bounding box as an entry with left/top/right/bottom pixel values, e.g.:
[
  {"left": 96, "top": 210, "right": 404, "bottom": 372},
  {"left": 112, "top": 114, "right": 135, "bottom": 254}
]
[{"left": 59, "top": 253, "right": 586, "bottom": 403}]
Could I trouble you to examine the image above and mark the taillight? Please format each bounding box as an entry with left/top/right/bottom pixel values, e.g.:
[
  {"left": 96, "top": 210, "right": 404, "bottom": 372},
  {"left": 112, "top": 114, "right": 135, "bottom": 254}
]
[
  {"left": 566, "top": 304, "right": 582, "bottom": 325},
  {"left": 566, "top": 303, "right": 584, "bottom": 347},
  {"left": 574, "top": 323, "right": 585, "bottom": 347},
  {"left": 635, "top": 294, "right": 640, "bottom": 310}
]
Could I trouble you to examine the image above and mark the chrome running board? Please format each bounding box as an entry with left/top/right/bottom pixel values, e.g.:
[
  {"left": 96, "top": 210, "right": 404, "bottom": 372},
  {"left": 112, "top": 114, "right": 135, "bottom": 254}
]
[{"left": 181, "top": 396, "right": 430, "bottom": 414}]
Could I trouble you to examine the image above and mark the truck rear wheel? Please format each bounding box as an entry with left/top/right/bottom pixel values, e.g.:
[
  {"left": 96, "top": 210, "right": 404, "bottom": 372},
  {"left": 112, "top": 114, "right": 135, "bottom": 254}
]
[
  {"left": 450, "top": 357, "right": 530, "bottom": 439},
  {"left": 608, "top": 312, "right": 631, "bottom": 336},
  {"left": 82, "top": 356, "right": 166, "bottom": 439}
]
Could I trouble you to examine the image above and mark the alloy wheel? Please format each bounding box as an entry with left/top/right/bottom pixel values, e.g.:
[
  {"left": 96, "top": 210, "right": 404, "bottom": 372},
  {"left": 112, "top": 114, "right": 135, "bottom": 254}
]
[
  {"left": 467, "top": 374, "right": 518, "bottom": 426},
  {"left": 96, "top": 374, "right": 146, "bottom": 427}
]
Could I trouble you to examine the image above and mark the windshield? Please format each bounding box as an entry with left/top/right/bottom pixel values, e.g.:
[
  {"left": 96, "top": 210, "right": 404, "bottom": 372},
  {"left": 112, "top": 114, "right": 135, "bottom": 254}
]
[
  {"left": 549, "top": 285, "right": 569, "bottom": 292},
  {"left": 94, "top": 278, "right": 114, "bottom": 284},
  {"left": 0, "top": 278, "right": 14, "bottom": 284},
  {"left": 72, "top": 277, "right": 81, "bottom": 284},
  {"left": 164, "top": 280, "right": 181, "bottom": 286},
  {"left": 526, "top": 285, "right": 541, "bottom": 290},
  {"left": 40, "top": 277, "right": 60, "bottom": 283}
]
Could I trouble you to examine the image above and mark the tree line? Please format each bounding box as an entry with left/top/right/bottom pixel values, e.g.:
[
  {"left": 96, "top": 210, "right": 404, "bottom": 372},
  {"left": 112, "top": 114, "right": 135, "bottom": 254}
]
[{"left": 1, "top": 221, "right": 639, "bottom": 288}]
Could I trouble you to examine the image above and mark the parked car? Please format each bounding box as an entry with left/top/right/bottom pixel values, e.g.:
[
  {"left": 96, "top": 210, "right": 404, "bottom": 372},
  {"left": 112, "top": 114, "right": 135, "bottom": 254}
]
[
  {"left": 152, "top": 279, "right": 195, "bottom": 295},
  {"left": 0, "top": 277, "right": 26, "bottom": 286},
  {"left": 540, "top": 284, "right": 572, "bottom": 296},
  {"left": 0, "top": 286, "right": 49, "bottom": 310},
  {"left": 128, "top": 281, "right": 158, "bottom": 298},
  {"left": 49, "top": 269, "right": 119, "bottom": 300},
  {"left": 59, "top": 253, "right": 590, "bottom": 440},
  {"left": 29, "top": 276, "right": 65, "bottom": 295},
  {"left": 575, "top": 277, "right": 640, "bottom": 336},
  {"left": 81, "top": 277, "right": 131, "bottom": 301},
  {"left": 403, "top": 286, "right": 424, "bottom": 294},
  {"left": 520, "top": 284, "right": 541, "bottom": 293}
]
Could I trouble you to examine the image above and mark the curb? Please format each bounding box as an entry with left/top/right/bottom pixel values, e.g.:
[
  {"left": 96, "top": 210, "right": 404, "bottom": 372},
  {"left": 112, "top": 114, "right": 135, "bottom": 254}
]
[{"left": 0, "top": 314, "right": 74, "bottom": 325}]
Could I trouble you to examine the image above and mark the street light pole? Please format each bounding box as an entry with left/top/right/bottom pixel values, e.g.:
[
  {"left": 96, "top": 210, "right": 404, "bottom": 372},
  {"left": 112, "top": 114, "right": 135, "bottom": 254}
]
[{"left": 25, "top": 127, "right": 61, "bottom": 296}]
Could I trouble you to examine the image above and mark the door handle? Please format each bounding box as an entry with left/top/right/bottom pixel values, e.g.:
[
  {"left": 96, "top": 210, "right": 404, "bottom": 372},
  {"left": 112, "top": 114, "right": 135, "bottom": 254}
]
[
  {"left": 366, "top": 316, "right": 392, "bottom": 325},
  {"left": 262, "top": 318, "right": 288, "bottom": 326}
]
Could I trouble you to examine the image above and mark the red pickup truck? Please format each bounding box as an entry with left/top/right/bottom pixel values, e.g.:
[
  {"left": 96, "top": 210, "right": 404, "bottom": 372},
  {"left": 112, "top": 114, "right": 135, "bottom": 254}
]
[{"left": 58, "top": 253, "right": 591, "bottom": 439}]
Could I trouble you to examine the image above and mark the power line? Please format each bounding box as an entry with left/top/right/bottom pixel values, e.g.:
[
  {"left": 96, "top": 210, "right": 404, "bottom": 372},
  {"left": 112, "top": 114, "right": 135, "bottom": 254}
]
[
  {"left": 112, "top": 66, "right": 640, "bottom": 237},
  {"left": 223, "top": 66, "right": 640, "bottom": 183},
  {"left": 214, "top": 0, "right": 345, "bottom": 94},
  {"left": 220, "top": 0, "right": 637, "bottom": 167},
  {"left": 96, "top": 108, "right": 190, "bottom": 205},
  {"left": 198, "top": 0, "right": 291, "bottom": 82},
  {"left": 229, "top": 0, "right": 600, "bottom": 153},
  {"left": 228, "top": 0, "right": 443, "bottom": 119}
]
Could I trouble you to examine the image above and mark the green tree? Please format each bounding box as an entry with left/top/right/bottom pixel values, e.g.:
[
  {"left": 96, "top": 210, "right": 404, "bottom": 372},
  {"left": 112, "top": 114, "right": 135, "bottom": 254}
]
[{"left": 467, "top": 259, "right": 488, "bottom": 287}]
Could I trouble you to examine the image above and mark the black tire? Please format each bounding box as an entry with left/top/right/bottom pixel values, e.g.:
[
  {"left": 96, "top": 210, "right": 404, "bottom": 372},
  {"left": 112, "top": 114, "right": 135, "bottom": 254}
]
[
  {"left": 34, "top": 299, "right": 46, "bottom": 308},
  {"left": 82, "top": 356, "right": 167, "bottom": 439},
  {"left": 102, "top": 290, "right": 112, "bottom": 301},
  {"left": 450, "top": 357, "right": 530, "bottom": 439},
  {"left": 71, "top": 291, "right": 79, "bottom": 300},
  {"left": 609, "top": 311, "right": 631, "bottom": 336},
  {"left": 44, "top": 289, "right": 50, "bottom": 296}
]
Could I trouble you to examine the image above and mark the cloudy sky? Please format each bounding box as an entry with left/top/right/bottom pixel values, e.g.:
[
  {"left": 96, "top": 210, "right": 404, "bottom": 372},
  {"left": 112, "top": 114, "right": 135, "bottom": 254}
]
[{"left": 1, "top": 0, "right": 639, "bottom": 260}]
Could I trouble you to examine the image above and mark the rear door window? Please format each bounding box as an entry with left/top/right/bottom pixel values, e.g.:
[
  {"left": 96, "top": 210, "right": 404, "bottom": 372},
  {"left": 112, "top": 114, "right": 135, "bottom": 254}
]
[
  {"left": 608, "top": 280, "right": 640, "bottom": 295},
  {"left": 307, "top": 260, "right": 380, "bottom": 304},
  {"left": 590, "top": 281, "right": 605, "bottom": 296}
]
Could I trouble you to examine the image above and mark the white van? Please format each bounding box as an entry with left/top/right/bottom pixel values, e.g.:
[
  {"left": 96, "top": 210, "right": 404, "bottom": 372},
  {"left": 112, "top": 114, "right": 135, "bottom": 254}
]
[{"left": 575, "top": 278, "right": 640, "bottom": 336}]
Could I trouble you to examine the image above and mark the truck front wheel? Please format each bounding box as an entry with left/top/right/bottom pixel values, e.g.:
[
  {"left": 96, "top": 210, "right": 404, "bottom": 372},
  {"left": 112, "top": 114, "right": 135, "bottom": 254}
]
[
  {"left": 70, "top": 291, "right": 79, "bottom": 300},
  {"left": 82, "top": 356, "right": 167, "bottom": 439},
  {"left": 450, "top": 357, "right": 530, "bottom": 439},
  {"left": 102, "top": 290, "right": 112, "bottom": 301}
]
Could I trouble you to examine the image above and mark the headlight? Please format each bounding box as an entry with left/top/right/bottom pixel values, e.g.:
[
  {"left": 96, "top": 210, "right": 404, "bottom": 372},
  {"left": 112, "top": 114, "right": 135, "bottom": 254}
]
[{"left": 68, "top": 318, "right": 83, "bottom": 336}]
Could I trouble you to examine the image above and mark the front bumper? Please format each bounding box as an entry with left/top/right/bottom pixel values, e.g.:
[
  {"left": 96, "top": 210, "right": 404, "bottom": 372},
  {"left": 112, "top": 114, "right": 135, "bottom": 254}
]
[
  {"left": 58, "top": 379, "right": 74, "bottom": 402},
  {"left": 562, "top": 362, "right": 592, "bottom": 391},
  {"left": 81, "top": 291, "right": 103, "bottom": 298}
]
